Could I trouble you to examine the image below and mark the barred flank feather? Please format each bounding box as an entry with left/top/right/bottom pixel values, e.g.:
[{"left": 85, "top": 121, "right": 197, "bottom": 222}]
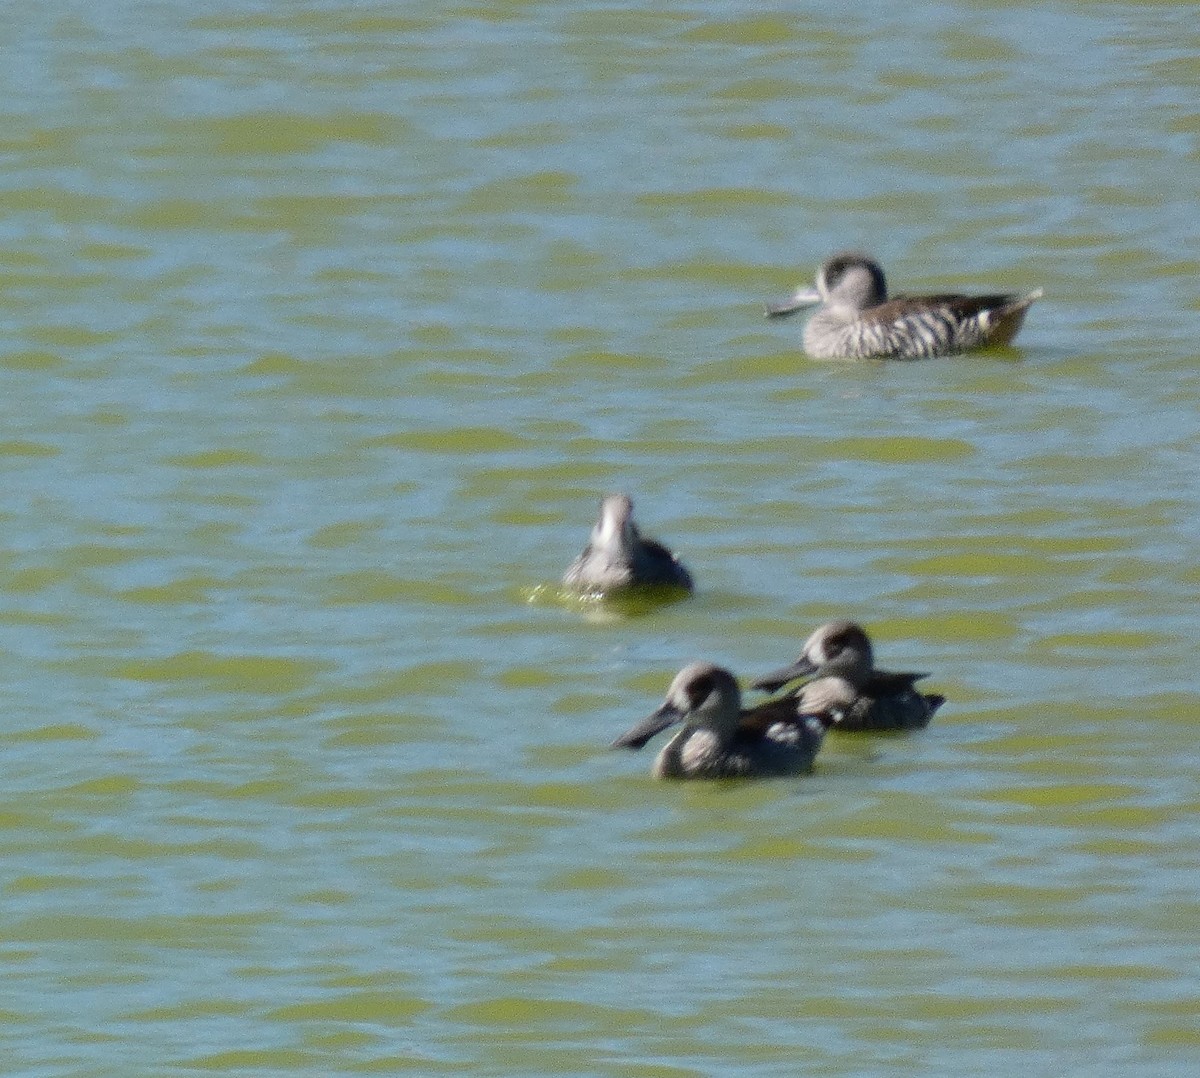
[
  {"left": 806, "top": 296, "right": 1037, "bottom": 360},
  {"left": 780, "top": 254, "right": 1041, "bottom": 360}
]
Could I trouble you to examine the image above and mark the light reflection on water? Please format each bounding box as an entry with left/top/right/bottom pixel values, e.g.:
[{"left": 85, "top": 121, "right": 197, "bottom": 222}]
[{"left": 1, "top": 0, "right": 1198, "bottom": 1074}]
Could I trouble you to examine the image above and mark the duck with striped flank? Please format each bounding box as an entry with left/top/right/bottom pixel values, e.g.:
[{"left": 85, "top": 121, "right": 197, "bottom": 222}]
[
  {"left": 612, "top": 661, "right": 850, "bottom": 779},
  {"left": 753, "top": 620, "right": 944, "bottom": 731},
  {"left": 767, "top": 252, "right": 1041, "bottom": 360}
]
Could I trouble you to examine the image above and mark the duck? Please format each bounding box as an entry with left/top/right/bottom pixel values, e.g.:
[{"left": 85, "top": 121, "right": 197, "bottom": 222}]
[
  {"left": 611, "top": 661, "right": 851, "bottom": 779},
  {"left": 752, "top": 620, "right": 944, "bottom": 731},
  {"left": 563, "top": 493, "right": 693, "bottom": 595},
  {"left": 766, "top": 252, "right": 1041, "bottom": 360}
]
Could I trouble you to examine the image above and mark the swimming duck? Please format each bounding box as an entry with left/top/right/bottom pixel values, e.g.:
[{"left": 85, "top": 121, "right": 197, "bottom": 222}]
[
  {"left": 766, "top": 252, "right": 1041, "bottom": 359},
  {"left": 752, "top": 620, "right": 944, "bottom": 731},
  {"left": 611, "top": 661, "right": 849, "bottom": 779},
  {"left": 563, "top": 493, "right": 693, "bottom": 595}
]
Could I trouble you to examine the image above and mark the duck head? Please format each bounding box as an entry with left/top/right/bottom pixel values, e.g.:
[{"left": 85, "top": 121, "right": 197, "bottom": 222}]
[{"left": 611, "top": 661, "right": 741, "bottom": 750}]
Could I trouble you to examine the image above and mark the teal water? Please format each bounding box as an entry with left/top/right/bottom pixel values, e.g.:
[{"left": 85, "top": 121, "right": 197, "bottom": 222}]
[{"left": 2, "top": 1, "right": 1198, "bottom": 1075}]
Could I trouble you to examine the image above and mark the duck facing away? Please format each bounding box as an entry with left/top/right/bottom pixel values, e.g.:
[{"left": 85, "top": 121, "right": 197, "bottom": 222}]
[
  {"left": 766, "top": 252, "right": 1041, "bottom": 360},
  {"left": 753, "top": 620, "right": 944, "bottom": 731},
  {"left": 563, "top": 493, "right": 693, "bottom": 595},
  {"left": 611, "top": 661, "right": 849, "bottom": 779}
]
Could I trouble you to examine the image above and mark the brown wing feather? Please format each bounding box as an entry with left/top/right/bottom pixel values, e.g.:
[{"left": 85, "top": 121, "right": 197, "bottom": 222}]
[
  {"left": 879, "top": 293, "right": 1026, "bottom": 319},
  {"left": 736, "top": 695, "right": 805, "bottom": 736}
]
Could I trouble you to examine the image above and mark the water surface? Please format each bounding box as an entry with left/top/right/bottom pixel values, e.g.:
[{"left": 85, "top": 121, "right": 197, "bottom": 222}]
[{"left": 1, "top": 1, "right": 1198, "bottom": 1075}]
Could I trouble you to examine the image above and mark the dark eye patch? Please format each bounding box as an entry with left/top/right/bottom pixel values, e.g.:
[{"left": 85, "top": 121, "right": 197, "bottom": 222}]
[
  {"left": 824, "top": 256, "right": 857, "bottom": 287},
  {"left": 686, "top": 674, "right": 715, "bottom": 708},
  {"left": 822, "top": 254, "right": 887, "bottom": 302},
  {"left": 824, "top": 629, "right": 856, "bottom": 661}
]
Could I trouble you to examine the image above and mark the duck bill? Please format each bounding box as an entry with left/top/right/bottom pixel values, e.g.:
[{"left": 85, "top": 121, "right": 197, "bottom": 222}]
[
  {"left": 765, "top": 285, "right": 821, "bottom": 318},
  {"left": 610, "top": 702, "right": 683, "bottom": 750},
  {"left": 751, "top": 657, "right": 818, "bottom": 693}
]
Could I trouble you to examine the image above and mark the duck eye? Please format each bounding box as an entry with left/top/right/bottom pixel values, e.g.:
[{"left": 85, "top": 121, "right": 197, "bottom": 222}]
[
  {"left": 827, "top": 631, "right": 853, "bottom": 656},
  {"left": 687, "top": 674, "right": 715, "bottom": 708},
  {"left": 824, "top": 258, "right": 852, "bottom": 287}
]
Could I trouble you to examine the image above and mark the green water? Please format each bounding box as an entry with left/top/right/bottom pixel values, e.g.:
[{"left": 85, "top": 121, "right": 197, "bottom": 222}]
[{"left": 2, "top": 1, "right": 1198, "bottom": 1075}]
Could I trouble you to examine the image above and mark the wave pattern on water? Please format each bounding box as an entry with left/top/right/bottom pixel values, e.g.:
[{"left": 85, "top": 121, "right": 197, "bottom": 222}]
[{"left": 1, "top": 1, "right": 1198, "bottom": 1074}]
